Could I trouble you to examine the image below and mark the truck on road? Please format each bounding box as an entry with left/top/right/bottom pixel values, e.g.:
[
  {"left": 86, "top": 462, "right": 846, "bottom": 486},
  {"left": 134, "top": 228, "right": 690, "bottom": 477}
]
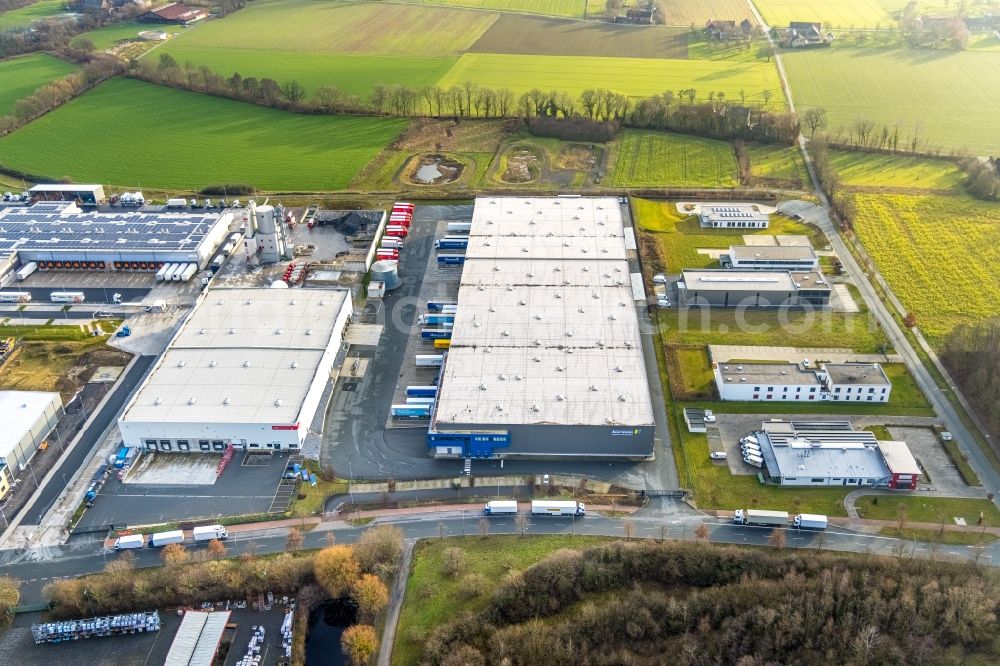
[
  {"left": 531, "top": 500, "right": 585, "bottom": 517},
  {"left": 114, "top": 534, "right": 145, "bottom": 550},
  {"left": 793, "top": 514, "right": 828, "bottom": 530},
  {"left": 733, "top": 509, "right": 789, "bottom": 526},
  {"left": 148, "top": 530, "right": 185, "bottom": 548},
  {"left": 484, "top": 501, "right": 518, "bottom": 515},
  {"left": 192, "top": 525, "right": 229, "bottom": 542}
]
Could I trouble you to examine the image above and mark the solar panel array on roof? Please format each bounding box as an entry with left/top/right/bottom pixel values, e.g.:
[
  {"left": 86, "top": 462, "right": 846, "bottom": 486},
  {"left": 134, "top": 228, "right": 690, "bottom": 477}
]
[{"left": 0, "top": 202, "right": 229, "bottom": 253}]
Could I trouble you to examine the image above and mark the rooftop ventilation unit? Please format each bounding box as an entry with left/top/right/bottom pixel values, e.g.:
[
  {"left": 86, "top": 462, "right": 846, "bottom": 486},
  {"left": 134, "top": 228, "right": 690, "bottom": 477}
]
[
  {"left": 556, "top": 394, "right": 565, "bottom": 401},
  {"left": 187, "top": 397, "right": 196, "bottom": 405},
  {"left": 531, "top": 404, "right": 540, "bottom": 412},
  {"left": 479, "top": 383, "right": 488, "bottom": 390},
  {"left": 154, "top": 398, "right": 162, "bottom": 406},
  {"left": 290, "top": 361, "right": 298, "bottom": 369},
  {"left": 243, "top": 360, "right": 250, "bottom": 368},
  {"left": 223, "top": 397, "right": 231, "bottom": 405},
  {"left": 274, "top": 399, "right": 283, "bottom": 407},
  {"left": 177, "top": 360, "right": 186, "bottom": 368},
  {"left": 209, "top": 360, "right": 217, "bottom": 368},
  {"left": 618, "top": 394, "right": 627, "bottom": 402}
]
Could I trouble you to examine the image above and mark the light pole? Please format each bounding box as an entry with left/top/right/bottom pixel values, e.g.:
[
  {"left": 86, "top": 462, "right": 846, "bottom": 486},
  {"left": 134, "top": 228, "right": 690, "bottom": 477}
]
[{"left": 27, "top": 461, "right": 39, "bottom": 489}]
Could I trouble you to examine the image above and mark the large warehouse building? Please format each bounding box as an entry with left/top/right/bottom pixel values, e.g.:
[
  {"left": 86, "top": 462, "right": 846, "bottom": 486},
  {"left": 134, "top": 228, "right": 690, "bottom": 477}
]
[
  {"left": 0, "top": 201, "right": 232, "bottom": 272},
  {"left": 118, "top": 287, "right": 352, "bottom": 452},
  {"left": 428, "top": 196, "right": 655, "bottom": 460}
]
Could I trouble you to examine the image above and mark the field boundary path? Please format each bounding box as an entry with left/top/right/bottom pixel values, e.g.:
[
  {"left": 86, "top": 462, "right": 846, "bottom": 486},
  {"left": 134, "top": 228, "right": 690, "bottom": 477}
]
[
  {"left": 743, "top": 0, "right": 796, "bottom": 113},
  {"left": 378, "top": 538, "right": 415, "bottom": 666}
]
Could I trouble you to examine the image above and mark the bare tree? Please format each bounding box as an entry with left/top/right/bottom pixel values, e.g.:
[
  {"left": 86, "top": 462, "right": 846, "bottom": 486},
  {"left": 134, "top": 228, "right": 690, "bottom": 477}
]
[
  {"left": 285, "top": 527, "right": 304, "bottom": 553},
  {"left": 802, "top": 107, "right": 827, "bottom": 138},
  {"left": 515, "top": 514, "right": 528, "bottom": 537},
  {"left": 767, "top": 529, "right": 786, "bottom": 550},
  {"left": 623, "top": 519, "right": 635, "bottom": 540},
  {"left": 694, "top": 524, "right": 710, "bottom": 541},
  {"left": 478, "top": 518, "right": 490, "bottom": 539}
]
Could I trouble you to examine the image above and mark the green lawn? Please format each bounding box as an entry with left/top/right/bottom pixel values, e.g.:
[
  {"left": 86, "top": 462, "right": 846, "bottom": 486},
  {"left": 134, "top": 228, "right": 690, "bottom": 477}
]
[
  {"left": 665, "top": 344, "right": 716, "bottom": 400},
  {"left": 754, "top": 0, "right": 902, "bottom": 28},
  {"left": 852, "top": 193, "right": 1000, "bottom": 345},
  {"left": 943, "top": 438, "right": 982, "bottom": 487},
  {"left": 673, "top": 409, "right": 853, "bottom": 514},
  {"left": 855, "top": 496, "right": 1000, "bottom": 527},
  {"left": 0, "top": 78, "right": 406, "bottom": 191},
  {"left": 633, "top": 197, "right": 826, "bottom": 270},
  {"left": 71, "top": 22, "right": 183, "bottom": 51},
  {"left": 394, "top": 535, "right": 611, "bottom": 665},
  {"left": 656, "top": 308, "right": 889, "bottom": 353},
  {"left": 608, "top": 130, "right": 738, "bottom": 188},
  {"left": 746, "top": 143, "right": 806, "bottom": 188},
  {"left": 828, "top": 150, "right": 963, "bottom": 190},
  {"left": 0, "top": 0, "right": 67, "bottom": 29},
  {"left": 397, "top": 0, "right": 585, "bottom": 18},
  {"left": 784, "top": 48, "right": 1000, "bottom": 153},
  {"left": 0, "top": 53, "right": 77, "bottom": 116},
  {"left": 437, "top": 53, "right": 784, "bottom": 106}
]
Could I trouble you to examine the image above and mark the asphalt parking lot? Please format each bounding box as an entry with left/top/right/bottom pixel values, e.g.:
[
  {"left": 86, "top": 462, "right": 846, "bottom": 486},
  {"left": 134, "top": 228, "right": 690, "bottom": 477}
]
[
  {"left": 78, "top": 451, "right": 293, "bottom": 529},
  {"left": 889, "top": 425, "right": 979, "bottom": 495}
]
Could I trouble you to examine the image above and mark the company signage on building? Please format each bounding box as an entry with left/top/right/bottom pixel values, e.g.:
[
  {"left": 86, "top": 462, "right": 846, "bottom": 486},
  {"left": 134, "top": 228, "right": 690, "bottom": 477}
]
[{"left": 271, "top": 423, "right": 300, "bottom": 431}]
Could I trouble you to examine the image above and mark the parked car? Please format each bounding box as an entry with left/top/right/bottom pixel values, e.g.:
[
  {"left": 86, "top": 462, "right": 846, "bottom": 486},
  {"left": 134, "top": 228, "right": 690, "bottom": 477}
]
[
  {"left": 709, "top": 451, "right": 727, "bottom": 460},
  {"left": 653, "top": 274, "right": 667, "bottom": 284},
  {"left": 703, "top": 409, "right": 716, "bottom": 423}
]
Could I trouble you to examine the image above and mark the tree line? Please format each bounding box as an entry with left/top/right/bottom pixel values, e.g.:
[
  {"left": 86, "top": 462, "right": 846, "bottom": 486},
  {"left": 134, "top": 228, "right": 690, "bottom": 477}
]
[
  {"left": 941, "top": 317, "right": 1000, "bottom": 440},
  {"left": 422, "top": 540, "right": 1000, "bottom": 665},
  {"left": 959, "top": 157, "right": 1000, "bottom": 201},
  {"left": 134, "top": 54, "right": 799, "bottom": 144}
]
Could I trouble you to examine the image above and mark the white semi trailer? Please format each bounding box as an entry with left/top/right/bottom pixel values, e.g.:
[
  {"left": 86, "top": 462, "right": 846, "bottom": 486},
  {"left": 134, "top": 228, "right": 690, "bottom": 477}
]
[
  {"left": 733, "top": 509, "right": 789, "bottom": 526},
  {"left": 531, "top": 500, "right": 585, "bottom": 517}
]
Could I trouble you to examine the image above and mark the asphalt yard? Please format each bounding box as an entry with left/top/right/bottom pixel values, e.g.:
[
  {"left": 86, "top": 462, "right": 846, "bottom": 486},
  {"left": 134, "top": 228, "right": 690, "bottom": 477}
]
[{"left": 78, "top": 451, "right": 293, "bottom": 529}]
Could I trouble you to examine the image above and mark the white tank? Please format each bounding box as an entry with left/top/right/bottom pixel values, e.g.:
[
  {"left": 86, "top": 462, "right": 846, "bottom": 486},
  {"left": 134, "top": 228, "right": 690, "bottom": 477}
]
[
  {"left": 371, "top": 260, "right": 400, "bottom": 290},
  {"left": 256, "top": 205, "right": 276, "bottom": 235},
  {"left": 270, "top": 280, "right": 289, "bottom": 289}
]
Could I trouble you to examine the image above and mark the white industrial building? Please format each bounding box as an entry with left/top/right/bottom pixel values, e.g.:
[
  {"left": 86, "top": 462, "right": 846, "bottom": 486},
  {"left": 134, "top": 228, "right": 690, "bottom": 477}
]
[
  {"left": 720, "top": 244, "right": 819, "bottom": 271},
  {"left": 699, "top": 204, "right": 770, "bottom": 229},
  {"left": 118, "top": 287, "right": 352, "bottom": 452},
  {"left": 714, "top": 361, "right": 891, "bottom": 402},
  {"left": 428, "top": 196, "right": 656, "bottom": 460},
  {"left": 0, "top": 201, "right": 232, "bottom": 272},
  {"left": 679, "top": 269, "right": 831, "bottom": 307},
  {"left": 0, "top": 390, "right": 64, "bottom": 493},
  {"left": 756, "top": 420, "right": 919, "bottom": 489}
]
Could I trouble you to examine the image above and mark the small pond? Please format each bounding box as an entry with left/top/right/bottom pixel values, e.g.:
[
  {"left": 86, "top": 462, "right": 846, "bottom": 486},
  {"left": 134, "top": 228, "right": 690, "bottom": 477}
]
[
  {"left": 415, "top": 163, "right": 443, "bottom": 183},
  {"left": 305, "top": 599, "right": 358, "bottom": 666}
]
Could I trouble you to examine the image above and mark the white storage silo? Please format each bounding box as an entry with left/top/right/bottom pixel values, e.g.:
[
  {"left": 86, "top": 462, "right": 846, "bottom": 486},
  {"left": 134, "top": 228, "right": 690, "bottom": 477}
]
[{"left": 371, "top": 260, "right": 400, "bottom": 290}]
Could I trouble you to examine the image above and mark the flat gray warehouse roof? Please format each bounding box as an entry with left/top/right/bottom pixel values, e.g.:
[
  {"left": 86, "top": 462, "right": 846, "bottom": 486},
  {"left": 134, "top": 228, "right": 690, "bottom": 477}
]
[{"left": 823, "top": 363, "right": 890, "bottom": 386}]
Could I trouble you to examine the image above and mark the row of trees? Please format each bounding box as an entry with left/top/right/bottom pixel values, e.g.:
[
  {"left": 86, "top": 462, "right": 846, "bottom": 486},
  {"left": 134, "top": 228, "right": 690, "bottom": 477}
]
[
  {"left": 804, "top": 105, "right": 938, "bottom": 156},
  {"left": 137, "top": 54, "right": 799, "bottom": 144},
  {"left": 940, "top": 317, "right": 1000, "bottom": 440},
  {"left": 423, "top": 540, "right": 1000, "bottom": 665}
]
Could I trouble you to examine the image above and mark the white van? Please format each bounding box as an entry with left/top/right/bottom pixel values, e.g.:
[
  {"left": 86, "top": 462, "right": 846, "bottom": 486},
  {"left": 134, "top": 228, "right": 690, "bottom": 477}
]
[
  {"left": 744, "top": 454, "right": 764, "bottom": 467},
  {"left": 114, "top": 534, "right": 145, "bottom": 550}
]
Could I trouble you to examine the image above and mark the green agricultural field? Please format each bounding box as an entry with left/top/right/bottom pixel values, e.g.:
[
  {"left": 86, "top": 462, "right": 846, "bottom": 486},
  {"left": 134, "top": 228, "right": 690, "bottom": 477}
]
[
  {"left": 0, "top": 0, "right": 67, "bottom": 29},
  {"left": 0, "top": 53, "right": 77, "bottom": 116},
  {"left": 827, "top": 150, "right": 963, "bottom": 190},
  {"left": 754, "top": 0, "right": 903, "bottom": 28},
  {"left": 160, "top": 0, "right": 497, "bottom": 57},
  {"left": 72, "top": 22, "right": 182, "bottom": 51},
  {"left": 784, "top": 48, "right": 1000, "bottom": 153},
  {"left": 469, "top": 14, "right": 689, "bottom": 58},
  {"left": 437, "top": 53, "right": 783, "bottom": 106},
  {"left": 746, "top": 143, "right": 806, "bottom": 188},
  {"left": 608, "top": 130, "right": 737, "bottom": 188},
  {"left": 634, "top": 198, "right": 826, "bottom": 270},
  {"left": 852, "top": 193, "right": 1000, "bottom": 345},
  {"left": 0, "top": 78, "right": 406, "bottom": 191},
  {"left": 397, "top": 0, "right": 585, "bottom": 18},
  {"left": 154, "top": 49, "right": 456, "bottom": 98}
]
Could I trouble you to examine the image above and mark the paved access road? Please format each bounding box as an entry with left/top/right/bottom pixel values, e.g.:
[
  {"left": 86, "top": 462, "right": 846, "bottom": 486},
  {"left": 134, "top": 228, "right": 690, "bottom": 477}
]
[
  {"left": 16, "top": 356, "right": 156, "bottom": 527},
  {"left": 1, "top": 499, "right": 995, "bottom": 607}
]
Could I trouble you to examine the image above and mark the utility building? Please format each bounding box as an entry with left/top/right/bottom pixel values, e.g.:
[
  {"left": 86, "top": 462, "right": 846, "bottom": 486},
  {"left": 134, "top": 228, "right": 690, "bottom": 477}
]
[
  {"left": 699, "top": 205, "right": 770, "bottom": 229},
  {"left": 118, "top": 287, "right": 352, "bottom": 453},
  {"left": 428, "top": 196, "right": 655, "bottom": 460}
]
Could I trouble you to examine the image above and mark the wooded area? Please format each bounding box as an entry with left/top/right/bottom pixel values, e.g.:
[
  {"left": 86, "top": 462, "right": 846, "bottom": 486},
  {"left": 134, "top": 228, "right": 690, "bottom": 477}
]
[
  {"left": 421, "top": 541, "right": 1000, "bottom": 665},
  {"left": 941, "top": 317, "right": 1000, "bottom": 440}
]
